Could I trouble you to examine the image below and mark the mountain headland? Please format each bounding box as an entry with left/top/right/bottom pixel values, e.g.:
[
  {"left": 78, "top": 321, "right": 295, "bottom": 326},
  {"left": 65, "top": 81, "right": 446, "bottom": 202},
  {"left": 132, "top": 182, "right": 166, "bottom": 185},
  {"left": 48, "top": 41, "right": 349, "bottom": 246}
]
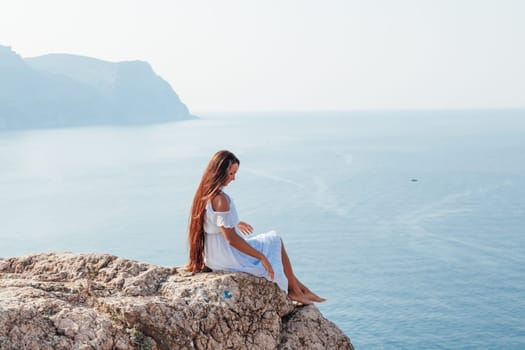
[{"left": 0, "top": 45, "right": 195, "bottom": 129}]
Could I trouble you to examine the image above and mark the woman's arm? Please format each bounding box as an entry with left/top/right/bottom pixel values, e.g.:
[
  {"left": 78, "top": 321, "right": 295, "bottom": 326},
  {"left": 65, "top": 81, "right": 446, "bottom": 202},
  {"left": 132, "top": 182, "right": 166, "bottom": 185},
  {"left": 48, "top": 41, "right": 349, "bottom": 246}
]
[
  {"left": 212, "top": 193, "right": 274, "bottom": 280},
  {"left": 219, "top": 226, "right": 274, "bottom": 280}
]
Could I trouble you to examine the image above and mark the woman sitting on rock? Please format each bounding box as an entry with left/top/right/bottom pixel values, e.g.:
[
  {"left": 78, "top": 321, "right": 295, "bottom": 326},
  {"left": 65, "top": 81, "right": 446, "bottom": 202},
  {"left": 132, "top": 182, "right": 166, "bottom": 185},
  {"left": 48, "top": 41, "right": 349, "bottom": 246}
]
[{"left": 186, "top": 150, "right": 325, "bottom": 305}]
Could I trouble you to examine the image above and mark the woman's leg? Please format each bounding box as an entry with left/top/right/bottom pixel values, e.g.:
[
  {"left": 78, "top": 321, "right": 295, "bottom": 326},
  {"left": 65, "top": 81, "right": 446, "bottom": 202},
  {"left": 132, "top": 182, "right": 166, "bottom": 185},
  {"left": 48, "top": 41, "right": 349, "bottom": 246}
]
[{"left": 281, "top": 241, "right": 325, "bottom": 303}]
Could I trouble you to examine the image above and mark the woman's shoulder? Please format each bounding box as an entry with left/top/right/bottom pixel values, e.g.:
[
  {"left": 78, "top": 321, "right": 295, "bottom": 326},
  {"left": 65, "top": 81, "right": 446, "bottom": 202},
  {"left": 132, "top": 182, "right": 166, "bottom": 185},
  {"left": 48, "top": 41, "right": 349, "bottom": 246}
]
[{"left": 211, "top": 192, "right": 231, "bottom": 212}]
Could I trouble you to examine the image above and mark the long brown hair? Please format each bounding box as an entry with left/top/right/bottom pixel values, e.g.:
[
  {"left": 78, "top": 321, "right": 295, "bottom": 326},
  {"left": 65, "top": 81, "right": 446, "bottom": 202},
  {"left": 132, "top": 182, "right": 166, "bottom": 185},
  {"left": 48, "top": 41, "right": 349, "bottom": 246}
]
[{"left": 186, "top": 150, "right": 240, "bottom": 272}]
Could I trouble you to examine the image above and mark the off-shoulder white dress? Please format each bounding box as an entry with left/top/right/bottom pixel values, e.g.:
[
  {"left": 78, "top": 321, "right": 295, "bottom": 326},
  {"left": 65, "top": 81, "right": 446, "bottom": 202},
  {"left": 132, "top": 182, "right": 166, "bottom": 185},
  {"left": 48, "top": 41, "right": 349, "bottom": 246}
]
[{"left": 203, "top": 192, "right": 288, "bottom": 291}]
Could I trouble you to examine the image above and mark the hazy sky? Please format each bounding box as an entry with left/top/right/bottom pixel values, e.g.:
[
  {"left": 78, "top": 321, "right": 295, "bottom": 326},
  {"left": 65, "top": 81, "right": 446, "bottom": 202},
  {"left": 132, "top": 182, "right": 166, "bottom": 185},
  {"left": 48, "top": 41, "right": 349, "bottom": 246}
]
[{"left": 1, "top": 0, "right": 524, "bottom": 113}]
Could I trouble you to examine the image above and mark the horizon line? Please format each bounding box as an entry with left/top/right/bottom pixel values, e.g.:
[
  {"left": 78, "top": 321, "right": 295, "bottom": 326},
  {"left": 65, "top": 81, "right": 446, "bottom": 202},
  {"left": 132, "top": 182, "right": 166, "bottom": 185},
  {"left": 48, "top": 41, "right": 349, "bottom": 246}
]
[{"left": 192, "top": 107, "right": 525, "bottom": 115}]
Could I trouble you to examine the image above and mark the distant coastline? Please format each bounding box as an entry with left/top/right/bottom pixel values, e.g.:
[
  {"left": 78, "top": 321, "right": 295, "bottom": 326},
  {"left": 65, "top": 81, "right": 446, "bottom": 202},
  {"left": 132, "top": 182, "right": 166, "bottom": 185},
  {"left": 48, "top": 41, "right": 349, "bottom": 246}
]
[{"left": 0, "top": 45, "right": 196, "bottom": 130}]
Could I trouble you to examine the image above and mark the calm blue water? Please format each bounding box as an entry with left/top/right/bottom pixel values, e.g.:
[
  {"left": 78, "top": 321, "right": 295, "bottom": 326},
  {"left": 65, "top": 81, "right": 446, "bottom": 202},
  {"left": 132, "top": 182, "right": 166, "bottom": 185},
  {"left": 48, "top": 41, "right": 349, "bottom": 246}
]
[{"left": 1, "top": 110, "right": 524, "bottom": 349}]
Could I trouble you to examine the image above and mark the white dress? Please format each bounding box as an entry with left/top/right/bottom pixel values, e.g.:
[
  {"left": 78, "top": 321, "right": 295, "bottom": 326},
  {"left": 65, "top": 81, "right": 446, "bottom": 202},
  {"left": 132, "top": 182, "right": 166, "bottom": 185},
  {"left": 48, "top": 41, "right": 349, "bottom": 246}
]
[{"left": 203, "top": 192, "right": 288, "bottom": 291}]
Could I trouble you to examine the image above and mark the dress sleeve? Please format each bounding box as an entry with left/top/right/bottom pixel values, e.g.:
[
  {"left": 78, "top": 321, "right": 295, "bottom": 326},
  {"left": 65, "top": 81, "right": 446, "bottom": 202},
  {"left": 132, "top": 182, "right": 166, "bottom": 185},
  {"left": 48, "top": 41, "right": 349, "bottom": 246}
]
[{"left": 215, "top": 211, "right": 237, "bottom": 228}]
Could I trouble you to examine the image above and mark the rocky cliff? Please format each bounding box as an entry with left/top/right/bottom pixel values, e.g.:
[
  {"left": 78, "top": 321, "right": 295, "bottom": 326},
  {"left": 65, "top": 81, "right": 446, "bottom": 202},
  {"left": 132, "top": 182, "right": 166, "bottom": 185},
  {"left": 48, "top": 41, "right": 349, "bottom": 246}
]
[
  {"left": 0, "top": 45, "right": 194, "bottom": 129},
  {"left": 0, "top": 253, "right": 353, "bottom": 350}
]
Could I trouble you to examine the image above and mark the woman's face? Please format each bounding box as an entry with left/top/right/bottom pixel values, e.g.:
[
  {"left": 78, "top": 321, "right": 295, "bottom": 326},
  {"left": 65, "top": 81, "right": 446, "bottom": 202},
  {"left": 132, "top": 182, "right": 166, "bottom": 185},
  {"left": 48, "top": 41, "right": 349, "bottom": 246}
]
[{"left": 224, "top": 162, "right": 239, "bottom": 187}]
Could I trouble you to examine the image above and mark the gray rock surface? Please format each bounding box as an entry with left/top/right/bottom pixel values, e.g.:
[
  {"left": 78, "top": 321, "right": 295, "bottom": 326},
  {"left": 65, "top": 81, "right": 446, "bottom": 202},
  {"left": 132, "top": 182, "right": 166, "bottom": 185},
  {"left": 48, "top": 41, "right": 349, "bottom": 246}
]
[{"left": 0, "top": 253, "right": 353, "bottom": 350}]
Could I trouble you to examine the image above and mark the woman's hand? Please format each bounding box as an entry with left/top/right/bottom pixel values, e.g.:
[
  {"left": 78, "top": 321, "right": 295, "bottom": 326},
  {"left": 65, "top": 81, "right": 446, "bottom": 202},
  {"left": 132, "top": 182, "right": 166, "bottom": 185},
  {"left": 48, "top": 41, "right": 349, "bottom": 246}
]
[
  {"left": 260, "top": 255, "right": 274, "bottom": 281},
  {"left": 237, "top": 221, "right": 253, "bottom": 235}
]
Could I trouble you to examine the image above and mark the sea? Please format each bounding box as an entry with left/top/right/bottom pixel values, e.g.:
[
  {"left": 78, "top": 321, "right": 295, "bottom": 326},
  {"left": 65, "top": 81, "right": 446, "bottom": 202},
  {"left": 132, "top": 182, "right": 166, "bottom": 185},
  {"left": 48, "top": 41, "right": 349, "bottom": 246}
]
[{"left": 1, "top": 110, "right": 524, "bottom": 349}]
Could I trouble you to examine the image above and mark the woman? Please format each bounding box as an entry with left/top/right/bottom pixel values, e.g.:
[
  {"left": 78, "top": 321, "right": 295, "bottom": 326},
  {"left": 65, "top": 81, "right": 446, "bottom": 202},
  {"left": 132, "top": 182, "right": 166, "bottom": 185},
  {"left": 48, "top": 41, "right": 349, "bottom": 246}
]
[{"left": 187, "top": 150, "right": 325, "bottom": 305}]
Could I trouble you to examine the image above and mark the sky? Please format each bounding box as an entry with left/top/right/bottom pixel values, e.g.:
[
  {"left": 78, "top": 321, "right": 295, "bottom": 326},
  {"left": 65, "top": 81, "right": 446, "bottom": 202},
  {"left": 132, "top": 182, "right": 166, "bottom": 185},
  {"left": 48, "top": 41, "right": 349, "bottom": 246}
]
[{"left": 1, "top": 0, "right": 524, "bottom": 113}]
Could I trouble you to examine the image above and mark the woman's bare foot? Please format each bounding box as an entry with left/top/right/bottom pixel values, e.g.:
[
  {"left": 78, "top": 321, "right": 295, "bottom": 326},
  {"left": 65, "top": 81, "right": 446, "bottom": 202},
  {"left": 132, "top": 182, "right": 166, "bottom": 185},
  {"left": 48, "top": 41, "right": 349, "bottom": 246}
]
[
  {"left": 296, "top": 279, "right": 326, "bottom": 302},
  {"left": 303, "top": 290, "right": 326, "bottom": 303},
  {"left": 288, "top": 290, "right": 313, "bottom": 305}
]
